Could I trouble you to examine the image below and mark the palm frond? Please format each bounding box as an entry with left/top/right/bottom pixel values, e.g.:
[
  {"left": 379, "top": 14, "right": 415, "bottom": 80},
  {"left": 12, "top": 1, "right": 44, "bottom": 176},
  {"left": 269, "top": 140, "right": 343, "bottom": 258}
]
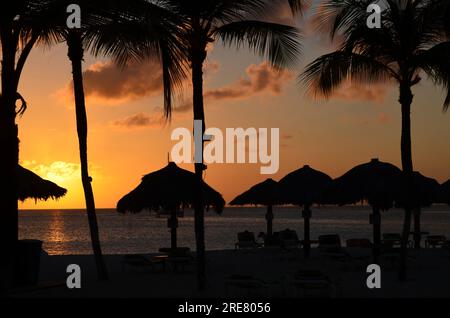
[
  {"left": 341, "top": 22, "right": 399, "bottom": 66},
  {"left": 415, "top": 0, "right": 450, "bottom": 40},
  {"left": 215, "top": 20, "right": 302, "bottom": 69},
  {"left": 165, "top": 0, "right": 270, "bottom": 24},
  {"left": 315, "top": 0, "right": 374, "bottom": 40},
  {"left": 305, "top": 0, "right": 450, "bottom": 106},
  {"left": 82, "top": 0, "right": 189, "bottom": 120},
  {"left": 416, "top": 41, "right": 450, "bottom": 110},
  {"left": 287, "top": 0, "right": 308, "bottom": 15},
  {"left": 301, "top": 51, "right": 393, "bottom": 99},
  {"left": 160, "top": 40, "right": 188, "bottom": 119}
]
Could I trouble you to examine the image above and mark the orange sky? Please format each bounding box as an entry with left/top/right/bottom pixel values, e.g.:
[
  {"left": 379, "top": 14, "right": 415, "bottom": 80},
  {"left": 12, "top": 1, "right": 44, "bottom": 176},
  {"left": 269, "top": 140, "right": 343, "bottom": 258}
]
[{"left": 18, "top": 10, "right": 450, "bottom": 210}]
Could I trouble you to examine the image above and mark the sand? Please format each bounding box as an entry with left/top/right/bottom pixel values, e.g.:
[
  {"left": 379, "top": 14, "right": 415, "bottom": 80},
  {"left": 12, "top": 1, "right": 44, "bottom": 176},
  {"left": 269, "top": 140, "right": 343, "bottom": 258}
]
[{"left": 9, "top": 247, "right": 450, "bottom": 298}]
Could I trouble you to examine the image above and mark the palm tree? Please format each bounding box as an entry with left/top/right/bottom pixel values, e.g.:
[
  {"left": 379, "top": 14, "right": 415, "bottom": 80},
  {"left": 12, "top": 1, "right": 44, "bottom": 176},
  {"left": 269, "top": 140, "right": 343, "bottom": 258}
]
[
  {"left": 45, "top": 0, "right": 185, "bottom": 281},
  {"left": 301, "top": 0, "right": 450, "bottom": 281},
  {"left": 0, "top": 0, "right": 67, "bottom": 288},
  {"left": 155, "top": 0, "right": 304, "bottom": 290},
  {"left": 66, "top": 28, "right": 110, "bottom": 280}
]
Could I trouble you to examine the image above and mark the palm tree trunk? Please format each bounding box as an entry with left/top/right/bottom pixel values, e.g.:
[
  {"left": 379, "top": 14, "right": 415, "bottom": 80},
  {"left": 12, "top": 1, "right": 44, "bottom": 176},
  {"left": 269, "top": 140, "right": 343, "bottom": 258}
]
[
  {"left": 399, "top": 82, "right": 414, "bottom": 282},
  {"left": 265, "top": 205, "right": 273, "bottom": 237},
  {"left": 303, "top": 205, "right": 311, "bottom": 258},
  {"left": 0, "top": 96, "right": 19, "bottom": 290},
  {"left": 413, "top": 208, "right": 421, "bottom": 249},
  {"left": 0, "top": 35, "right": 20, "bottom": 289},
  {"left": 67, "top": 32, "right": 108, "bottom": 281},
  {"left": 170, "top": 209, "right": 178, "bottom": 250},
  {"left": 372, "top": 206, "right": 381, "bottom": 264},
  {"left": 191, "top": 43, "right": 207, "bottom": 291}
]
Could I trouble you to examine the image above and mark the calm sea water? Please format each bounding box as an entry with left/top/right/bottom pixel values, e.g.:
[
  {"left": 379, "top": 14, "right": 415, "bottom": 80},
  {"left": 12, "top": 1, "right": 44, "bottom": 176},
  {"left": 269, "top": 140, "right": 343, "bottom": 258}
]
[{"left": 19, "top": 206, "right": 450, "bottom": 255}]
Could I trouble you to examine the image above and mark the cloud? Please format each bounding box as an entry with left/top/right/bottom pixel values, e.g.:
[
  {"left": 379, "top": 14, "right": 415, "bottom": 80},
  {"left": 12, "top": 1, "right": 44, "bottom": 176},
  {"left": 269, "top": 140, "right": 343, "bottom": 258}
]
[
  {"left": 56, "top": 60, "right": 164, "bottom": 106},
  {"left": 57, "top": 59, "right": 293, "bottom": 125},
  {"left": 204, "top": 62, "right": 294, "bottom": 101},
  {"left": 21, "top": 161, "right": 82, "bottom": 184},
  {"left": 112, "top": 112, "right": 164, "bottom": 129},
  {"left": 172, "top": 103, "right": 192, "bottom": 113},
  {"left": 55, "top": 58, "right": 225, "bottom": 107},
  {"left": 159, "top": 62, "right": 294, "bottom": 114},
  {"left": 21, "top": 160, "right": 105, "bottom": 194},
  {"left": 153, "top": 100, "right": 193, "bottom": 114},
  {"left": 317, "top": 82, "right": 389, "bottom": 104},
  {"left": 204, "top": 60, "right": 220, "bottom": 75},
  {"left": 338, "top": 110, "right": 392, "bottom": 127},
  {"left": 377, "top": 112, "right": 391, "bottom": 125}
]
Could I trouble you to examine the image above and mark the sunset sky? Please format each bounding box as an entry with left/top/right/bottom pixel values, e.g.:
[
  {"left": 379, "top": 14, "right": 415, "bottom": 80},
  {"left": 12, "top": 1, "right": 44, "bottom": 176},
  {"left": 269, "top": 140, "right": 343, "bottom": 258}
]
[{"left": 18, "top": 3, "right": 450, "bottom": 210}]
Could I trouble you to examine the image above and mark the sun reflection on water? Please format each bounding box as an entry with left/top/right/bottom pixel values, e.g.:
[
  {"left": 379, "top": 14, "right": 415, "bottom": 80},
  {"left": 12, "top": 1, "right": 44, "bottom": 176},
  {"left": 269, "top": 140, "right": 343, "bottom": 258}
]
[{"left": 44, "top": 211, "right": 69, "bottom": 254}]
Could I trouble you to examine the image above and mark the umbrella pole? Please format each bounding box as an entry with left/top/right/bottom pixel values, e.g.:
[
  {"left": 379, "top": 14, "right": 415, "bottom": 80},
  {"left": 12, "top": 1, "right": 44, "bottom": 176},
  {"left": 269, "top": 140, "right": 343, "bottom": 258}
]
[
  {"left": 303, "top": 205, "right": 311, "bottom": 259},
  {"left": 371, "top": 206, "right": 381, "bottom": 264},
  {"left": 265, "top": 204, "right": 273, "bottom": 238},
  {"left": 413, "top": 208, "right": 421, "bottom": 249},
  {"left": 169, "top": 209, "right": 178, "bottom": 250}
]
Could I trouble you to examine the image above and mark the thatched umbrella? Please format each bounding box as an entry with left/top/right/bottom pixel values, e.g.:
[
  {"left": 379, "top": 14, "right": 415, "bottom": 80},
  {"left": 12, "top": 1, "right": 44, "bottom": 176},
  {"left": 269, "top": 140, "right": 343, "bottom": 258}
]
[
  {"left": 117, "top": 162, "right": 225, "bottom": 249},
  {"left": 18, "top": 165, "right": 67, "bottom": 201},
  {"left": 324, "top": 159, "right": 403, "bottom": 262},
  {"left": 395, "top": 172, "right": 440, "bottom": 249},
  {"left": 438, "top": 180, "right": 450, "bottom": 205},
  {"left": 403, "top": 172, "right": 440, "bottom": 207},
  {"left": 230, "top": 178, "right": 281, "bottom": 238},
  {"left": 279, "top": 165, "right": 332, "bottom": 258}
]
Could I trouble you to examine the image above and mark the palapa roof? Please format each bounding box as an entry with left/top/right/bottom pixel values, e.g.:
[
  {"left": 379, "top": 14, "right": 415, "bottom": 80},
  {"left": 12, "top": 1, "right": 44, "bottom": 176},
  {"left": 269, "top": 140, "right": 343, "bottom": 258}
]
[
  {"left": 279, "top": 165, "right": 332, "bottom": 206},
  {"left": 438, "top": 180, "right": 450, "bottom": 205},
  {"left": 395, "top": 172, "right": 440, "bottom": 208},
  {"left": 323, "top": 159, "right": 440, "bottom": 209},
  {"left": 18, "top": 165, "right": 67, "bottom": 202},
  {"left": 117, "top": 162, "right": 225, "bottom": 214},
  {"left": 323, "top": 159, "right": 403, "bottom": 210},
  {"left": 229, "top": 178, "right": 281, "bottom": 206}
]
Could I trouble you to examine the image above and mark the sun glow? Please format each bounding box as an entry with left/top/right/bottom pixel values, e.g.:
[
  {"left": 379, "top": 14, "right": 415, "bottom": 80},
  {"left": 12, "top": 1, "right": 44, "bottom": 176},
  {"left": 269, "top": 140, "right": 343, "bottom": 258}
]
[{"left": 18, "top": 161, "right": 104, "bottom": 210}]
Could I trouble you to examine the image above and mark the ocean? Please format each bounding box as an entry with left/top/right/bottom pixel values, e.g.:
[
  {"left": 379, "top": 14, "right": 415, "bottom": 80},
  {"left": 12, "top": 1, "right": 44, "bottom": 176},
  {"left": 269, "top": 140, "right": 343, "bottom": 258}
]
[{"left": 19, "top": 206, "right": 450, "bottom": 255}]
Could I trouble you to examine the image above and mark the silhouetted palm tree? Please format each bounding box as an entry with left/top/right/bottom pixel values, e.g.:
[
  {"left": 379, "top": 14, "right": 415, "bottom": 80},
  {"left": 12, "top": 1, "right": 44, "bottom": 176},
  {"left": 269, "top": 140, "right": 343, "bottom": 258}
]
[
  {"left": 44, "top": 0, "right": 185, "bottom": 281},
  {"left": 66, "top": 28, "right": 110, "bottom": 280},
  {"left": 301, "top": 0, "right": 450, "bottom": 281},
  {"left": 0, "top": 0, "right": 67, "bottom": 288},
  {"left": 156, "top": 0, "right": 304, "bottom": 290}
]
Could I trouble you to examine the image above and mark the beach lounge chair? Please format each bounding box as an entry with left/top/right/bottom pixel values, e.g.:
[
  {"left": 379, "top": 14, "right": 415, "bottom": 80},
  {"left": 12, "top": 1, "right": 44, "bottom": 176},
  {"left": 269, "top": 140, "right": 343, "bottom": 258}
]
[
  {"left": 344, "top": 239, "right": 373, "bottom": 262},
  {"left": 318, "top": 235, "right": 356, "bottom": 263},
  {"left": 346, "top": 239, "right": 372, "bottom": 248},
  {"left": 318, "top": 235, "right": 342, "bottom": 253},
  {"left": 120, "top": 254, "right": 166, "bottom": 273},
  {"left": 382, "top": 233, "right": 413, "bottom": 250},
  {"left": 159, "top": 247, "right": 195, "bottom": 272},
  {"left": 159, "top": 247, "right": 191, "bottom": 255},
  {"left": 425, "top": 235, "right": 447, "bottom": 248},
  {"left": 235, "top": 231, "right": 262, "bottom": 250},
  {"left": 279, "top": 229, "right": 301, "bottom": 249},
  {"left": 382, "top": 233, "right": 402, "bottom": 248},
  {"left": 318, "top": 235, "right": 354, "bottom": 262},
  {"left": 259, "top": 231, "right": 284, "bottom": 248},
  {"left": 380, "top": 234, "right": 417, "bottom": 267},
  {"left": 225, "top": 275, "right": 271, "bottom": 297}
]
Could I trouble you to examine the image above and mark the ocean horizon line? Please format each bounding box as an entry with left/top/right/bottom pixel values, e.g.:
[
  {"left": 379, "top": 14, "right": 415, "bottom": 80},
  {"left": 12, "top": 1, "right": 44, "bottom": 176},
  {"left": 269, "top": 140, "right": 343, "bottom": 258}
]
[
  {"left": 19, "top": 204, "right": 450, "bottom": 212},
  {"left": 18, "top": 205, "right": 368, "bottom": 212}
]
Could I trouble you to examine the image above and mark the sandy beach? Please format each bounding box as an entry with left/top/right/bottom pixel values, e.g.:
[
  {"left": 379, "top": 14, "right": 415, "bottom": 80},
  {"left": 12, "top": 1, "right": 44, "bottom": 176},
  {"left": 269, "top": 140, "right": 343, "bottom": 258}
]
[{"left": 9, "top": 247, "right": 450, "bottom": 298}]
